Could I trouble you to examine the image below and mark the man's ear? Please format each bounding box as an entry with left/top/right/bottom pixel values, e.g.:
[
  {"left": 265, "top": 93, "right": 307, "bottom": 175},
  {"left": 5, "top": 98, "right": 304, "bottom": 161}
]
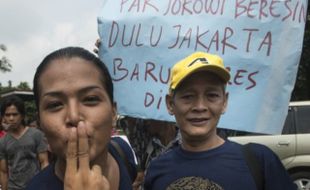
[
  {"left": 221, "top": 92, "right": 229, "bottom": 114},
  {"left": 165, "top": 94, "right": 174, "bottom": 115}
]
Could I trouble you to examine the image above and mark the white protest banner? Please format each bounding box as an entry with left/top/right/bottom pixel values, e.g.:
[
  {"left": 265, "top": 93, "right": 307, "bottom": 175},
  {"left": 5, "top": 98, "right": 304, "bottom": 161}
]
[{"left": 98, "top": 0, "right": 308, "bottom": 134}]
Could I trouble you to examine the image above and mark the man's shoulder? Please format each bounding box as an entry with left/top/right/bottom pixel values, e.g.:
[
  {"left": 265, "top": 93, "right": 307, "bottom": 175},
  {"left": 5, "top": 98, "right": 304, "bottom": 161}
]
[
  {"left": 26, "top": 127, "right": 45, "bottom": 140},
  {"left": 0, "top": 135, "right": 6, "bottom": 142},
  {"left": 227, "top": 140, "right": 272, "bottom": 153},
  {"left": 239, "top": 142, "right": 275, "bottom": 157},
  {"left": 148, "top": 146, "right": 178, "bottom": 166},
  {"left": 27, "top": 127, "right": 43, "bottom": 134},
  {"left": 0, "top": 132, "right": 12, "bottom": 144}
]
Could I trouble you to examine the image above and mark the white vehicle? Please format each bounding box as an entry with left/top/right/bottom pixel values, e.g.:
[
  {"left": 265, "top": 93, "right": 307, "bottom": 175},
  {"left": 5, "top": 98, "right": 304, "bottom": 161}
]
[{"left": 228, "top": 101, "right": 310, "bottom": 190}]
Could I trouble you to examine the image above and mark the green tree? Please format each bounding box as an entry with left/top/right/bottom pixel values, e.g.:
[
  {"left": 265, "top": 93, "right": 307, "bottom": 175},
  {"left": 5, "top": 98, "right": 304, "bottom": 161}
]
[
  {"left": 16, "top": 82, "right": 35, "bottom": 124},
  {"left": 25, "top": 100, "right": 37, "bottom": 124},
  {"left": 17, "top": 82, "right": 31, "bottom": 90},
  {"left": 0, "top": 44, "right": 12, "bottom": 73}
]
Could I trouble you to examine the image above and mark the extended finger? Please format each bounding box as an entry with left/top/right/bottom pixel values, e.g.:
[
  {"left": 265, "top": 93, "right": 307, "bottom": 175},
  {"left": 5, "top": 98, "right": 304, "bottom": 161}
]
[
  {"left": 92, "top": 165, "right": 102, "bottom": 175},
  {"left": 66, "top": 127, "right": 78, "bottom": 174},
  {"left": 92, "top": 165, "right": 110, "bottom": 190},
  {"left": 92, "top": 165, "right": 103, "bottom": 186},
  {"left": 77, "top": 121, "right": 90, "bottom": 171}
]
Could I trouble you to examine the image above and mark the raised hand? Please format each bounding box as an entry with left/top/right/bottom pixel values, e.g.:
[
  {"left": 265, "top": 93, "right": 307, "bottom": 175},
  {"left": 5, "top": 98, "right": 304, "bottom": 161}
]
[{"left": 64, "top": 121, "right": 110, "bottom": 190}]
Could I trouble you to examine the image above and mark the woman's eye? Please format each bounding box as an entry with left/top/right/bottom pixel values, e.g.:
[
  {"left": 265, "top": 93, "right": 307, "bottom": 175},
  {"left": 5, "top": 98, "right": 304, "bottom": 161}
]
[
  {"left": 83, "top": 96, "right": 101, "bottom": 105},
  {"left": 45, "top": 102, "right": 63, "bottom": 111}
]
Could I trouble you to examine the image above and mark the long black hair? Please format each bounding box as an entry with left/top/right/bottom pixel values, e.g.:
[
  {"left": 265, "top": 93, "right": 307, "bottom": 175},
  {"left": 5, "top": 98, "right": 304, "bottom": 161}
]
[{"left": 33, "top": 47, "right": 114, "bottom": 109}]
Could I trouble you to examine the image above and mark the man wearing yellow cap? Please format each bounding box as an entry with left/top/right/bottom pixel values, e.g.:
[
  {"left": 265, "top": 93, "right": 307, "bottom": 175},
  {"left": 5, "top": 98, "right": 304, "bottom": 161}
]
[{"left": 144, "top": 52, "right": 296, "bottom": 190}]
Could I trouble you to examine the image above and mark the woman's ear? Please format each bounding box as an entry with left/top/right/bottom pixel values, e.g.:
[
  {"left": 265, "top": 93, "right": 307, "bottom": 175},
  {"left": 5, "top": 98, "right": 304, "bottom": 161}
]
[
  {"left": 112, "top": 102, "right": 118, "bottom": 126},
  {"left": 165, "top": 94, "right": 174, "bottom": 115}
]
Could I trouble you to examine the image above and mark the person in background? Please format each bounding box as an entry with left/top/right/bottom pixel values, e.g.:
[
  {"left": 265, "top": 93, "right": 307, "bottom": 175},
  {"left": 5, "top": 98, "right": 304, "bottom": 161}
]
[
  {"left": 0, "top": 116, "right": 6, "bottom": 138},
  {"left": 134, "top": 119, "right": 180, "bottom": 190},
  {"left": 118, "top": 117, "right": 147, "bottom": 169},
  {"left": 117, "top": 116, "right": 148, "bottom": 190},
  {"left": 119, "top": 117, "right": 180, "bottom": 190},
  {"left": 0, "top": 95, "right": 49, "bottom": 190},
  {"left": 142, "top": 119, "right": 180, "bottom": 170},
  {"left": 0, "top": 116, "right": 4, "bottom": 190},
  {"left": 111, "top": 115, "right": 138, "bottom": 169},
  {"left": 28, "top": 120, "right": 39, "bottom": 129},
  {"left": 26, "top": 47, "right": 137, "bottom": 190},
  {"left": 144, "top": 52, "right": 297, "bottom": 190}
]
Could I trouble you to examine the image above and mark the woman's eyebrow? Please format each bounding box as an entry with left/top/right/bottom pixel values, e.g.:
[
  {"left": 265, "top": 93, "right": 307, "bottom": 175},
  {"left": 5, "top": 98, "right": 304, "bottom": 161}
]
[
  {"left": 41, "top": 90, "right": 63, "bottom": 99},
  {"left": 42, "top": 86, "right": 103, "bottom": 98},
  {"left": 78, "top": 86, "right": 103, "bottom": 93}
]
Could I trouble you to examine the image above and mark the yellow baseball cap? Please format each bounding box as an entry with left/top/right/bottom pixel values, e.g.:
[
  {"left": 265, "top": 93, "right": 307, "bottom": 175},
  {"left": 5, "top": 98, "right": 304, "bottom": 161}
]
[{"left": 169, "top": 52, "right": 230, "bottom": 94}]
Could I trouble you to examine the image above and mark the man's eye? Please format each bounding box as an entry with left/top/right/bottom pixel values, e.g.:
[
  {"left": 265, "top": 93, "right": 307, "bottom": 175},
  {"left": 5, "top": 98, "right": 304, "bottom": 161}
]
[
  {"left": 181, "top": 94, "right": 194, "bottom": 100},
  {"left": 207, "top": 93, "right": 221, "bottom": 101},
  {"left": 208, "top": 93, "right": 219, "bottom": 97}
]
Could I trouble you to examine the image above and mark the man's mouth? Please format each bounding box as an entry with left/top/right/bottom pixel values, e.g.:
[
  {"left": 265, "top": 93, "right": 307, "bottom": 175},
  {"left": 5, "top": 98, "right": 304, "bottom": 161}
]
[
  {"left": 188, "top": 118, "right": 209, "bottom": 126},
  {"left": 2, "top": 123, "right": 11, "bottom": 130}
]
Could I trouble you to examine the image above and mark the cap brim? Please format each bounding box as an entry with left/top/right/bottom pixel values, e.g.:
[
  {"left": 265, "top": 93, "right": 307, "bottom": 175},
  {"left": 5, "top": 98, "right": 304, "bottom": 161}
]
[{"left": 172, "top": 65, "right": 230, "bottom": 92}]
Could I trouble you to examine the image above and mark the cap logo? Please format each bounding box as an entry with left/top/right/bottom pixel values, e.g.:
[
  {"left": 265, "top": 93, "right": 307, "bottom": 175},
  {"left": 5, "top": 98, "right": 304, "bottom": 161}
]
[{"left": 188, "top": 57, "right": 208, "bottom": 67}]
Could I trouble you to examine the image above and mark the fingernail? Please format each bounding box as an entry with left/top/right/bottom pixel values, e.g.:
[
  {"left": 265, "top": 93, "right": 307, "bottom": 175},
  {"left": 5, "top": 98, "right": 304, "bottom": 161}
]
[{"left": 78, "top": 120, "right": 84, "bottom": 126}]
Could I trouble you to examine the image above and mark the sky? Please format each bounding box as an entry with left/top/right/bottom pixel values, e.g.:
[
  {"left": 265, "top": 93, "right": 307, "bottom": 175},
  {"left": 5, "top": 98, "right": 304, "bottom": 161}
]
[{"left": 0, "top": 0, "right": 104, "bottom": 88}]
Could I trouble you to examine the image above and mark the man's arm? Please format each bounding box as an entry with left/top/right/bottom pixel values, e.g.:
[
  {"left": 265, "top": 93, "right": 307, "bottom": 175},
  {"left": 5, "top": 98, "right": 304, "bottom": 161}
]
[
  {"left": 0, "top": 159, "right": 8, "bottom": 190},
  {"left": 38, "top": 152, "right": 49, "bottom": 170}
]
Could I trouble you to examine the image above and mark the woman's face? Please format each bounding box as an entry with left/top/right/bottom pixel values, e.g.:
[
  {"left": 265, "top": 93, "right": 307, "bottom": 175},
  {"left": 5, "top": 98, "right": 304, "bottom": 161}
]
[{"left": 38, "top": 57, "right": 116, "bottom": 163}]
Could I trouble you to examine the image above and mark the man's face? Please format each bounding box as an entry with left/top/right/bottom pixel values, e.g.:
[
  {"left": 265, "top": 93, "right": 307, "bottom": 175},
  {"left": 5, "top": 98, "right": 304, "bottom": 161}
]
[
  {"left": 166, "top": 71, "right": 228, "bottom": 143},
  {"left": 3, "top": 105, "right": 24, "bottom": 130}
]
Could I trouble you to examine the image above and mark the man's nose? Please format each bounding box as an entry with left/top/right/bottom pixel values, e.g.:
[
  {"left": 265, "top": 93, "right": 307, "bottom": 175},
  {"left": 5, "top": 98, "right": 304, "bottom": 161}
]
[
  {"left": 8, "top": 115, "right": 15, "bottom": 120},
  {"left": 193, "top": 96, "right": 208, "bottom": 111}
]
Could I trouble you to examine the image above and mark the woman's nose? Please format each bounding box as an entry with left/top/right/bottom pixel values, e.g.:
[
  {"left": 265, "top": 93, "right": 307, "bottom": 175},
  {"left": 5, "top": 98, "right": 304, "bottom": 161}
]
[{"left": 65, "top": 101, "right": 81, "bottom": 127}]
